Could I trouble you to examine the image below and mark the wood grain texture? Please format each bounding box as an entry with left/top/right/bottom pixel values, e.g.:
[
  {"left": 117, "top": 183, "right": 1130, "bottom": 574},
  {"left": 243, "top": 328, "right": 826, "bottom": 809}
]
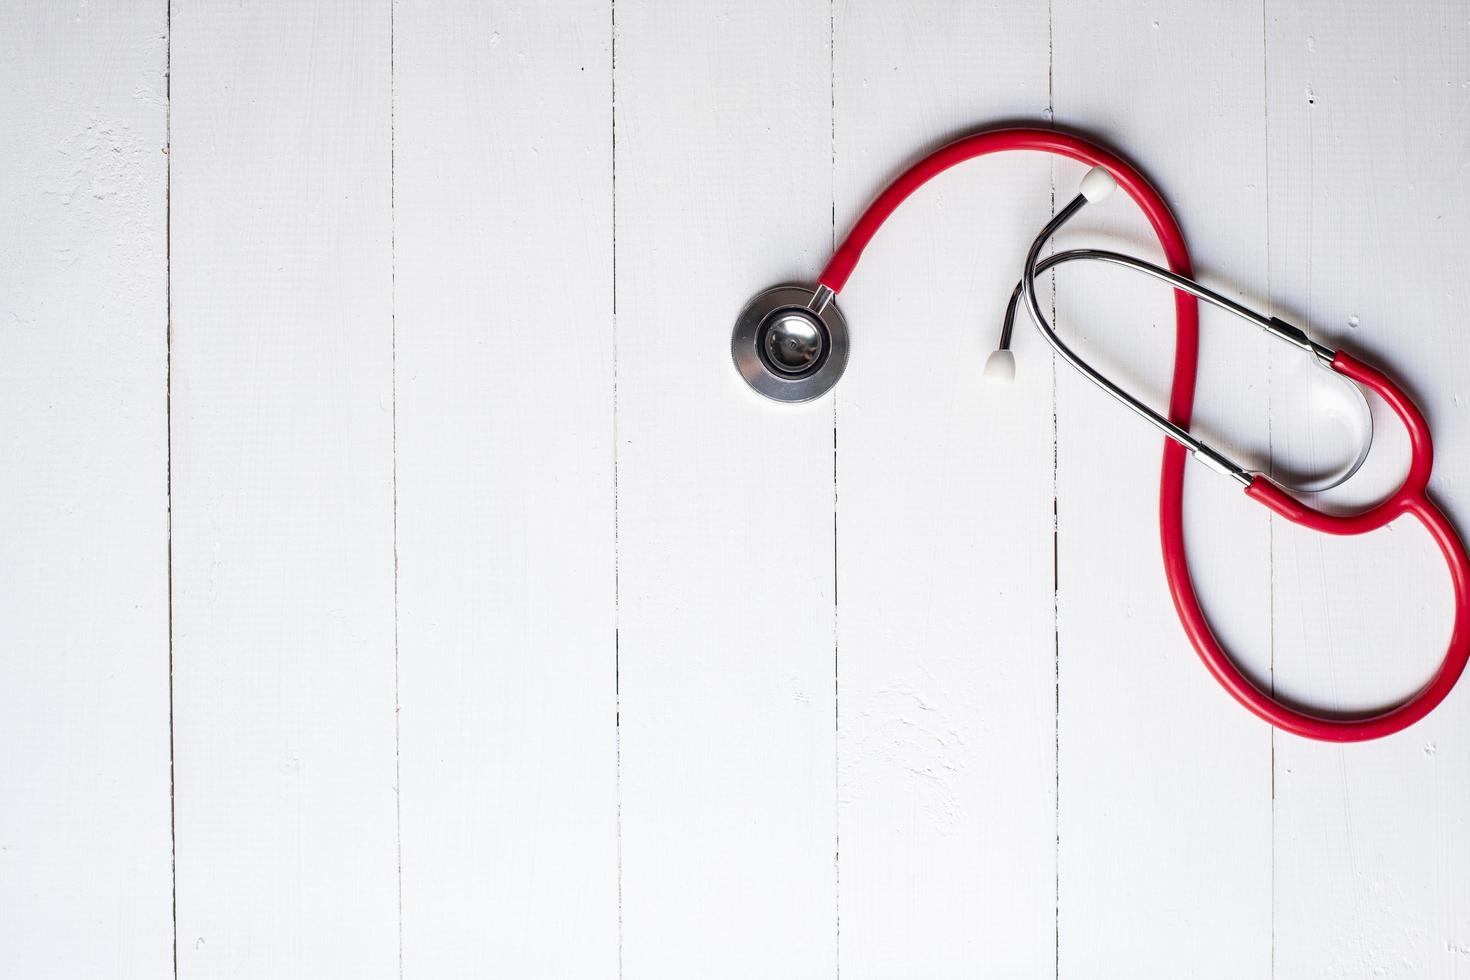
[
  {"left": 831, "top": 3, "right": 1056, "bottom": 975},
  {"left": 393, "top": 1, "right": 618, "bottom": 975},
  {"left": 1052, "top": 2, "right": 1273, "bottom": 975},
  {"left": 9, "top": 2, "right": 1470, "bottom": 976},
  {"left": 0, "top": 3, "right": 172, "bottom": 976},
  {"left": 1267, "top": 3, "right": 1470, "bottom": 974},
  {"left": 169, "top": 2, "right": 398, "bottom": 975},
  {"left": 613, "top": 1, "right": 837, "bottom": 974}
]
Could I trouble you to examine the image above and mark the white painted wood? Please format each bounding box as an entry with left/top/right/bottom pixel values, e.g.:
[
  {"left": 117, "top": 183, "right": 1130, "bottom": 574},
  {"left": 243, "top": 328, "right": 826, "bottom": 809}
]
[
  {"left": 830, "top": 5, "right": 1056, "bottom": 976},
  {"left": 0, "top": 3, "right": 172, "bottom": 976},
  {"left": 1267, "top": 5, "right": 1470, "bottom": 975},
  {"left": 1052, "top": 3, "right": 1274, "bottom": 974},
  {"left": 169, "top": 2, "right": 398, "bottom": 975},
  {"left": 393, "top": 2, "right": 618, "bottom": 976},
  {"left": 9, "top": 3, "right": 1470, "bottom": 976},
  {"left": 613, "top": 1, "right": 837, "bottom": 975}
]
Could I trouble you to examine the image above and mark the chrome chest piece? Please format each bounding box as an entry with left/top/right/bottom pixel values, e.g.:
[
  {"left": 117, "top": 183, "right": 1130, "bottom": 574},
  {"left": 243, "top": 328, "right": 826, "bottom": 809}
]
[{"left": 731, "top": 284, "right": 849, "bottom": 402}]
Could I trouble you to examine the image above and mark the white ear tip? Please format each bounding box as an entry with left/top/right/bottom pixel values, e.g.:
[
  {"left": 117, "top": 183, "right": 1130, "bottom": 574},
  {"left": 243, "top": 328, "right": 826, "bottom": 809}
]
[
  {"left": 1079, "top": 166, "right": 1117, "bottom": 203},
  {"left": 983, "top": 349, "right": 1016, "bottom": 384}
]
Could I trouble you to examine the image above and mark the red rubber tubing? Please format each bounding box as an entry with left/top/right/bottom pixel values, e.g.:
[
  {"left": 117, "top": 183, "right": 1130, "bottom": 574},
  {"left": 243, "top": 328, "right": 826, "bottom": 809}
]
[
  {"left": 1235, "top": 352, "right": 1470, "bottom": 739},
  {"left": 819, "top": 127, "right": 1470, "bottom": 741}
]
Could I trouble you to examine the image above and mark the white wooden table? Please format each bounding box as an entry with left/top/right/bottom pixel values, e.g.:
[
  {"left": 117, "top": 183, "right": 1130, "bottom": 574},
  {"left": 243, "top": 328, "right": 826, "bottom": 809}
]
[{"left": 5, "top": 1, "right": 1469, "bottom": 976}]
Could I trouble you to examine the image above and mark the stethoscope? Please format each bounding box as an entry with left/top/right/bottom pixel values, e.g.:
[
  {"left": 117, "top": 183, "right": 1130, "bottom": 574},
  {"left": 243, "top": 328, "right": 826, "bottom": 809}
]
[{"left": 731, "top": 127, "right": 1470, "bottom": 743}]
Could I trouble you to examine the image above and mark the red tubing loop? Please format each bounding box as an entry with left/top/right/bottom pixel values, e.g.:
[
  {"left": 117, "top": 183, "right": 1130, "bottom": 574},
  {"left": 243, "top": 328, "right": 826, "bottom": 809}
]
[{"left": 819, "top": 127, "right": 1470, "bottom": 742}]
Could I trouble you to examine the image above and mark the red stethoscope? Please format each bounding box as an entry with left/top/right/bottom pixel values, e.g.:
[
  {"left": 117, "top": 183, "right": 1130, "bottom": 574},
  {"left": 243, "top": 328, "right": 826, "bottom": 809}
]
[{"left": 731, "top": 127, "right": 1470, "bottom": 742}]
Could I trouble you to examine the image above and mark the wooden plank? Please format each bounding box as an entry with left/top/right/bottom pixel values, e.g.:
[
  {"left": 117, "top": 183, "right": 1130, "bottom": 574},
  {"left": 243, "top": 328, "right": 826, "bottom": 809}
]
[
  {"left": 829, "top": 6, "right": 1056, "bottom": 976},
  {"left": 1266, "top": 4, "right": 1470, "bottom": 974},
  {"left": 393, "top": 1, "right": 618, "bottom": 975},
  {"left": 0, "top": 3, "right": 172, "bottom": 975},
  {"left": 1052, "top": 3, "right": 1274, "bottom": 974},
  {"left": 613, "top": 1, "right": 837, "bottom": 974},
  {"left": 169, "top": 2, "right": 398, "bottom": 974}
]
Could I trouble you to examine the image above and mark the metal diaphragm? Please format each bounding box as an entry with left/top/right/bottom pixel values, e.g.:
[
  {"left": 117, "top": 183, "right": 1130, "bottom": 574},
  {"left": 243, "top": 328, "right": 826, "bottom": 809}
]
[{"left": 732, "top": 284, "right": 849, "bottom": 402}]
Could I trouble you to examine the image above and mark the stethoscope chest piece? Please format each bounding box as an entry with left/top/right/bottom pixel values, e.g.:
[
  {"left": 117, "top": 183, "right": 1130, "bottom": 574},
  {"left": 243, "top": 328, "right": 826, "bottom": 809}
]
[{"left": 732, "top": 284, "right": 849, "bottom": 402}]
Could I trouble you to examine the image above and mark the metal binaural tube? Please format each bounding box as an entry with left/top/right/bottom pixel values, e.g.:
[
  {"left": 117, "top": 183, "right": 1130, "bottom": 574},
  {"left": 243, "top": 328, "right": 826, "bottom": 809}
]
[
  {"left": 1000, "top": 248, "right": 1334, "bottom": 363},
  {"left": 1013, "top": 195, "right": 1254, "bottom": 484},
  {"left": 998, "top": 244, "right": 1373, "bottom": 493}
]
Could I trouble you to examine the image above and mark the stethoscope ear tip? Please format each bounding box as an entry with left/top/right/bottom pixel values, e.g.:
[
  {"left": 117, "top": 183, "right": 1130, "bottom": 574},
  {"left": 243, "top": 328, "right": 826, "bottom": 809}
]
[
  {"left": 1079, "top": 166, "right": 1118, "bottom": 203},
  {"left": 983, "top": 348, "right": 1016, "bottom": 384}
]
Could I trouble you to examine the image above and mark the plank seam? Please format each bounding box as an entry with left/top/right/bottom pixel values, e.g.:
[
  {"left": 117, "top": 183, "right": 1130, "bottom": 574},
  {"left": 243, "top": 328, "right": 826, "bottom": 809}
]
[
  {"left": 1047, "top": 2, "right": 1061, "bottom": 974},
  {"left": 166, "top": 0, "right": 178, "bottom": 974},
  {"left": 390, "top": 1, "right": 404, "bottom": 976},
  {"left": 1261, "top": 1, "right": 1277, "bottom": 975},
  {"left": 830, "top": 1, "right": 841, "bottom": 976},
  {"left": 611, "top": 0, "right": 624, "bottom": 974}
]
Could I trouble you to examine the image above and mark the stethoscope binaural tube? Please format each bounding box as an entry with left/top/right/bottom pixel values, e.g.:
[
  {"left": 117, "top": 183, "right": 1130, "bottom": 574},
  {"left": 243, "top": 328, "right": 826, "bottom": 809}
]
[
  {"left": 997, "top": 212, "right": 1375, "bottom": 495},
  {"left": 775, "top": 126, "right": 1470, "bottom": 742}
]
